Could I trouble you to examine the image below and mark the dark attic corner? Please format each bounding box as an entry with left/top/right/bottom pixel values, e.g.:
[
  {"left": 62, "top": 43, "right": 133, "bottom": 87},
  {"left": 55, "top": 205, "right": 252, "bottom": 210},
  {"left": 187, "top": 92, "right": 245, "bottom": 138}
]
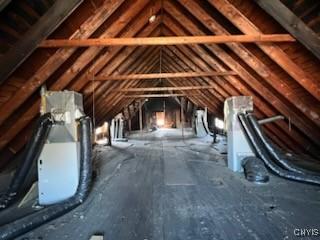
[{"left": 0, "top": 0, "right": 319, "bottom": 239}]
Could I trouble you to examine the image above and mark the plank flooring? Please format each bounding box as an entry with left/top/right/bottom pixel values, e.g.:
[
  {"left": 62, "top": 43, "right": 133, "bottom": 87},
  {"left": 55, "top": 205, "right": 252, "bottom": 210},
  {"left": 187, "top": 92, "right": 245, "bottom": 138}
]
[{"left": 18, "top": 129, "right": 320, "bottom": 240}]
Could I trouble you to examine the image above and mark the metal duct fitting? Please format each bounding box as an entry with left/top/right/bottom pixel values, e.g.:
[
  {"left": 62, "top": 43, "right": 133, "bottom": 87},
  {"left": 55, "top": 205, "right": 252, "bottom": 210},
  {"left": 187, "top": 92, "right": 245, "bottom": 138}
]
[{"left": 258, "top": 115, "right": 284, "bottom": 125}]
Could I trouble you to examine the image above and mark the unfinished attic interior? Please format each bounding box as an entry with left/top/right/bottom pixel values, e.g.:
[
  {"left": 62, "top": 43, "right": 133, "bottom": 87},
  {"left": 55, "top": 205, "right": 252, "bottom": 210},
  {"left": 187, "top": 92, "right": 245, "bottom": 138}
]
[{"left": 0, "top": 0, "right": 320, "bottom": 239}]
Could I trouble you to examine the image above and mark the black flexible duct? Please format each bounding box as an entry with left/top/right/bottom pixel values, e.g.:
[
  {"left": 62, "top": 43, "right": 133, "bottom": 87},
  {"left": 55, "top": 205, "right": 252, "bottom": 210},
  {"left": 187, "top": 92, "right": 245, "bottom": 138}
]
[
  {"left": 201, "top": 115, "right": 215, "bottom": 137},
  {"left": 194, "top": 115, "right": 207, "bottom": 137},
  {"left": 193, "top": 116, "right": 198, "bottom": 136},
  {"left": 0, "top": 116, "right": 92, "bottom": 240},
  {"left": 247, "top": 113, "right": 320, "bottom": 176},
  {"left": 238, "top": 113, "right": 320, "bottom": 185},
  {"left": 242, "top": 156, "right": 269, "bottom": 183},
  {"left": 201, "top": 115, "right": 208, "bottom": 135},
  {"left": 0, "top": 113, "right": 53, "bottom": 210}
]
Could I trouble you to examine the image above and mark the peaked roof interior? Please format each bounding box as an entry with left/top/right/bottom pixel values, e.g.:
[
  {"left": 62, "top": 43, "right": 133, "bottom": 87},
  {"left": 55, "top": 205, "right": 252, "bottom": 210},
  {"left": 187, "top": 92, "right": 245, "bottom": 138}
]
[{"left": 0, "top": 0, "right": 319, "bottom": 166}]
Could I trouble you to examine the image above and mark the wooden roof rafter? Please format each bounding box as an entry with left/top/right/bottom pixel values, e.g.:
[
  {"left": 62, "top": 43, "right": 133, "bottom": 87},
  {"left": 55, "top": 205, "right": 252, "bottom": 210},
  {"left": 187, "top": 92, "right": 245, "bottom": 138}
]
[
  {"left": 0, "top": 0, "right": 126, "bottom": 126},
  {"left": 0, "top": 0, "right": 160, "bottom": 154},
  {"left": 162, "top": 2, "right": 320, "bottom": 153},
  {"left": 160, "top": 16, "right": 316, "bottom": 154},
  {"left": 85, "top": 45, "right": 162, "bottom": 118},
  {"left": 0, "top": 0, "right": 84, "bottom": 84},
  {"left": 161, "top": 52, "right": 300, "bottom": 153},
  {"left": 177, "top": 0, "right": 320, "bottom": 126},
  {"left": 0, "top": 0, "right": 319, "bottom": 165},
  {"left": 160, "top": 53, "right": 222, "bottom": 111},
  {"left": 70, "top": 11, "right": 162, "bottom": 94},
  {"left": 254, "top": 0, "right": 320, "bottom": 60},
  {"left": 209, "top": 0, "right": 320, "bottom": 102},
  {"left": 162, "top": 68, "right": 220, "bottom": 114},
  {"left": 92, "top": 46, "right": 162, "bottom": 122}
]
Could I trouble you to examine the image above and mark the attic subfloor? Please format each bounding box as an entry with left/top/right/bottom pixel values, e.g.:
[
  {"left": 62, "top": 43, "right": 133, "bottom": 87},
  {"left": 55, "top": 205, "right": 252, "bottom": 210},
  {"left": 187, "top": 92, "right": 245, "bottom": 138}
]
[{"left": 20, "top": 128, "right": 320, "bottom": 240}]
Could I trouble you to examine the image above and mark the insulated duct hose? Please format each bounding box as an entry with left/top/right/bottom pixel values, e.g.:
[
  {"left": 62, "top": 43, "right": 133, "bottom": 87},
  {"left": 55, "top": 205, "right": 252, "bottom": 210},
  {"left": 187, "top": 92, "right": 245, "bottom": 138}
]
[
  {"left": 0, "top": 113, "right": 53, "bottom": 210},
  {"left": 242, "top": 156, "right": 269, "bottom": 183},
  {"left": 201, "top": 115, "right": 208, "bottom": 135},
  {"left": 194, "top": 115, "right": 207, "bottom": 137},
  {"left": 201, "top": 115, "right": 214, "bottom": 136},
  {"left": 238, "top": 113, "right": 320, "bottom": 185},
  {"left": 247, "top": 113, "right": 320, "bottom": 176},
  {"left": 0, "top": 117, "right": 92, "bottom": 240}
]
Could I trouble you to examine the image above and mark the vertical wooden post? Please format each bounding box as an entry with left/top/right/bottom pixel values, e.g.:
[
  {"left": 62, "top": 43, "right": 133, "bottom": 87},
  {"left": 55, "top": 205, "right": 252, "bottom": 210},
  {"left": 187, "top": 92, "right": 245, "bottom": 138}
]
[
  {"left": 163, "top": 100, "right": 166, "bottom": 127},
  {"left": 176, "top": 109, "right": 181, "bottom": 128},
  {"left": 204, "top": 107, "right": 208, "bottom": 120},
  {"left": 212, "top": 115, "right": 217, "bottom": 143},
  {"left": 127, "top": 106, "right": 131, "bottom": 133},
  {"left": 139, "top": 100, "right": 143, "bottom": 133},
  {"left": 107, "top": 120, "right": 112, "bottom": 146},
  {"left": 204, "top": 106, "right": 208, "bottom": 132},
  {"left": 128, "top": 119, "right": 132, "bottom": 132},
  {"left": 192, "top": 104, "right": 198, "bottom": 134},
  {"left": 181, "top": 97, "right": 185, "bottom": 138}
]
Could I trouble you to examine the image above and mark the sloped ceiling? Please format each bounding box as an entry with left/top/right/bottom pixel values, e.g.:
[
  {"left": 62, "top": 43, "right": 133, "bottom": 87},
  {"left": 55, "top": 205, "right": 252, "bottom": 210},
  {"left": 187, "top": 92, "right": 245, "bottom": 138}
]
[{"left": 0, "top": 0, "right": 319, "bottom": 166}]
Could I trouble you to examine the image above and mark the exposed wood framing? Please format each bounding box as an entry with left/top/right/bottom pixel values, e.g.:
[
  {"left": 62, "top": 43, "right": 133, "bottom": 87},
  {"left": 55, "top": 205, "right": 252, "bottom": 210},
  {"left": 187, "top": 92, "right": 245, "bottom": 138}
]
[
  {"left": 210, "top": 0, "right": 320, "bottom": 101},
  {"left": 0, "top": 0, "right": 319, "bottom": 165},
  {"left": 162, "top": 43, "right": 305, "bottom": 152},
  {"left": 92, "top": 45, "right": 161, "bottom": 123},
  {"left": 0, "top": 0, "right": 84, "bottom": 85},
  {"left": 40, "top": 34, "right": 295, "bottom": 47},
  {"left": 118, "top": 86, "right": 215, "bottom": 92},
  {"left": 86, "top": 45, "right": 161, "bottom": 120},
  {"left": 254, "top": 0, "right": 320, "bottom": 60},
  {"left": 94, "top": 71, "right": 237, "bottom": 80},
  {"left": 178, "top": 0, "right": 320, "bottom": 125},
  {"left": 139, "top": 100, "right": 142, "bottom": 132},
  {"left": 162, "top": 3, "right": 318, "bottom": 153},
  {"left": 0, "top": 0, "right": 125, "bottom": 126},
  {"left": 124, "top": 94, "right": 198, "bottom": 98}
]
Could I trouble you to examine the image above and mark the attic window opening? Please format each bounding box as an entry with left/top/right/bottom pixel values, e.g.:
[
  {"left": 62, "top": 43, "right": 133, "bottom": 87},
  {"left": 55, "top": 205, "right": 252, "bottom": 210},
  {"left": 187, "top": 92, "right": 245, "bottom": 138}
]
[
  {"left": 156, "top": 112, "right": 165, "bottom": 127},
  {"left": 215, "top": 118, "right": 224, "bottom": 130}
]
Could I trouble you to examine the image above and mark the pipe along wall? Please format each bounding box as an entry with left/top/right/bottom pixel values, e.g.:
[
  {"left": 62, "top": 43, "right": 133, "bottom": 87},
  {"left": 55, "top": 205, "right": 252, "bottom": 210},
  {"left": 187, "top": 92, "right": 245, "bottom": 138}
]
[{"left": 0, "top": 116, "right": 92, "bottom": 240}]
